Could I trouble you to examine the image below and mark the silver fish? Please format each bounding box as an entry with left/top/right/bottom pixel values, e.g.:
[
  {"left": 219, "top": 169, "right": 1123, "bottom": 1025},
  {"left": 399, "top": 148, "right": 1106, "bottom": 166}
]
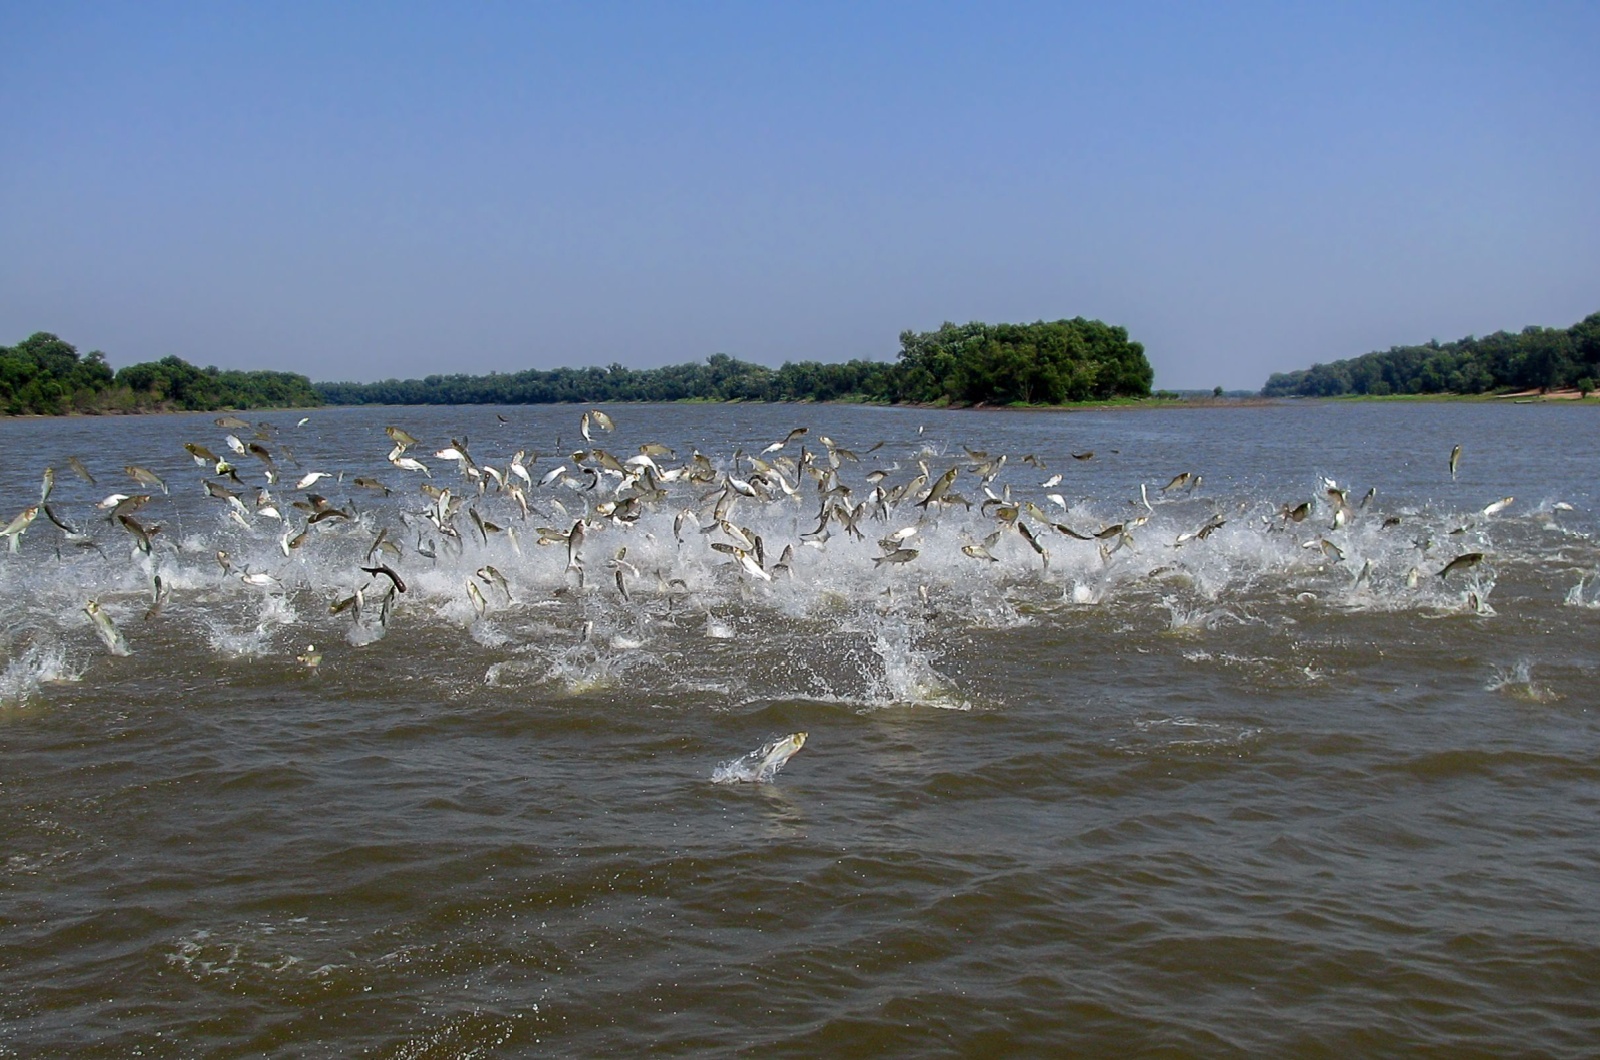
[
  {"left": 83, "top": 599, "right": 131, "bottom": 656},
  {"left": 916, "top": 466, "right": 958, "bottom": 508},
  {"left": 67, "top": 455, "right": 96, "bottom": 484},
  {"left": 125, "top": 465, "right": 167, "bottom": 494},
  {"left": 566, "top": 520, "right": 585, "bottom": 571},
  {"left": 714, "top": 732, "right": 808, "bottom": 784},
  {"left": 386, "top": 425, "right": 420, "bottom": 450},
  {"left": 873, "top": 547, "right": 920, "bottom": 567},
  {"left": 1, "top": 505, "right": 39, "bottom": 552}
]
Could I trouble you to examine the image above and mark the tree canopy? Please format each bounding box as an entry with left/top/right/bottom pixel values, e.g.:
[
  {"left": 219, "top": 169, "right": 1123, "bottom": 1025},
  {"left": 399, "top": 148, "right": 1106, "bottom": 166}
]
[
  {"left": 0, "top": 332, "right": 321, "bottom": 414},
  {"left": 317, "top": 318, "right": 1154, "bottom": 407},
  {"left": 1261, "top": 312, "right": 1600, "bottom": 397},
  {"left": 891, "top": 318, "right": 1152, "bottom": 404},
  {"left": 5, "top": 317, "right": 1155, "bottom": 414}
]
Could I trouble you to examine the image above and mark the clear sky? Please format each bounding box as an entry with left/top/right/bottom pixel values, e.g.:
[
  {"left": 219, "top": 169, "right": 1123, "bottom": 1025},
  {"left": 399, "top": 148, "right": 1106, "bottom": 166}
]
[{"left": 2, "top": 2, "right": 1596, "bottom": 390}]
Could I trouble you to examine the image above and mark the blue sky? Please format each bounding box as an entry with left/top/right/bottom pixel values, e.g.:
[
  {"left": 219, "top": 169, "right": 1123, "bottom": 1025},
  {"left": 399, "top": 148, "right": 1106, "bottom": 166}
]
[{"left": 2, "top": 2, "right": 1596, "bottom": 389}]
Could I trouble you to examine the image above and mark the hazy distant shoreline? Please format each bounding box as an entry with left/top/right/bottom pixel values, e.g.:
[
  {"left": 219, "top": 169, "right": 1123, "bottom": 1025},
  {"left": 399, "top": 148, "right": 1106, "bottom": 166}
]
[{"left": 10, "top": 390, "right": 1598, "bottom": 420}]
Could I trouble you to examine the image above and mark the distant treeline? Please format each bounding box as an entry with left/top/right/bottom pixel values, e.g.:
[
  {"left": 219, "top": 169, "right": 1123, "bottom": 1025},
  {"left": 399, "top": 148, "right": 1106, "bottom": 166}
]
[
  {"left": 316, "top": 318, "right": 1154, "bottom": 406},
  {"left": 1, "top": 332, "right": 321, "bottom": 415},
  {"left": 1262, "top": 312, "right": 1600, "bottom": 398}
]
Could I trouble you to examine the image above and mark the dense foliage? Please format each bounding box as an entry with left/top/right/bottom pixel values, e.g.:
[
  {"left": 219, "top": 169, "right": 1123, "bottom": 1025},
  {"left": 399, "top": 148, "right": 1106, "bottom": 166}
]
[
  {"left": 891, "top": 319, "right": 1152, "bottom": 404},
  {"left": 317, "top": 318, "right": 1154, "bottom": 406},
  {"left": 316, "top": 354, "right": 899, "bottom": 405},
  {"left": 4, "top": 317, "right": 1153, "bottom": 414},
  {"left": 1262, "top": 312, "right": 1600, "bottom": 397},
  {"left": 0, "top": 332, "right": 321, "bottom": 415}
]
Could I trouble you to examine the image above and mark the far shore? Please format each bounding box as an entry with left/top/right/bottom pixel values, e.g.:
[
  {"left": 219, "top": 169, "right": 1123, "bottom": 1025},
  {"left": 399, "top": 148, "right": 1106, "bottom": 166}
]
[{"left": 5, "top": 389, "right": 1597, "bottom": 420}]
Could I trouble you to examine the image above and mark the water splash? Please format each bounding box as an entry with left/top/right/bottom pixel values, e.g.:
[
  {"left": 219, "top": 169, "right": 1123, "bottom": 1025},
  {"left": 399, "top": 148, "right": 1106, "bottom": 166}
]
[
  {"left": 867, "top": 621, "right": 968, "bottom": 710},
  {"left": 0, "top": 409, "right": 1588, "bottom": 706},
  {"left": 711, "top": 732, "right": 807, "bottom": 784},
  {"left": 1563, "top": 575, "right": 1600, "bottom": 610},
  {"left": 0, "top": 640, "right": 83, "bottom": 707},
  {"left": 1485, "top": 659, "right": 1560, "bottom": 704},
  {"left": 1161, "top": 596, "right": 1252, "bottom": 634}
]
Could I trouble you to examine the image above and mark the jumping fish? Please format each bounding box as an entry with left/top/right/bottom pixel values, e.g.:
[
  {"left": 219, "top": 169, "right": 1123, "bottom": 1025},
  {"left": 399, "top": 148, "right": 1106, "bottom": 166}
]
[
  {"left": 712, "top": 732, "right": 808, "bottom": 784},
  {"left": 466, "top": 579, "right": 488, "bottom": 618},
  {"left": 874, "top": 547, "right": 920, "bottom": 567},
  {"left": 67, "top": 456, "right": 96, "bottom": 484},
  {"left": 1016, "top": 522, "right": 1048, "bottom": 564},
  {"left": 762, "top": 427, "right": 808, "bottom": 454},
  {"left": 361, "top": 564, "right": 407, "bottom": 593},
  {"left": 83, "top": 599, "right": 131, "bottom": 656},
  {"left": 184, "top": 443, "right": 220, "bottom": 467},
  {"left": 42, "top": 503, "right": 88, "bottom": 540},
  {"left": 350, "top": 476, "right": 390, "bottom": 496},
  {"left": 476, "top": 564, "right": 510, "bottom": 602},
  {"left": 1449, "top": 444, "right": 1462, "bottom": 481},
  {"left": 566, "top": 520, "right": 585, "bottom": 572},
  {"left": 916, "top": 466, "right": 959, "bottom": 509},
  {"left": 1481, "top": 496, "right": 1513, "bottom": 517},
  {"left": 144, "top": 574, "right": 167, "bottom": 621},
  {"left": 1, "top": 506, "right": 39, "bottom": 552},
  {"left": 1438, "top": 552, "right": 1484, "bottom": 579},
  {"left": 125, "top": 465, "right": 167, "bottom": 494},
  {"left": 117, "top": 514, "right": 159, "bottom": 554},
  {"left": 386, "top": 426, "right": 420, "bottom": 450}
]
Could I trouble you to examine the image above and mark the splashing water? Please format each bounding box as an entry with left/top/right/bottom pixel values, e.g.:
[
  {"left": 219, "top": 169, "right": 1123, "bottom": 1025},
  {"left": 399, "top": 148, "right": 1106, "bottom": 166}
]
[
  {"left": 0, "top": 641, "right": 82, "bottom": 707},
  {"left": 1563, "top": 574, "right": 1600, "bottom": 609},
  {"left": 711, "top": 732, "right": 808, "bottom": 784},
  {"left": 0, "top": 404, "right": 1594, "bottom": 721},
  {"left": 868, "top": 621, "right": 968, "bottom": 710},
  {"left": 1485, "top": 659, "right": 1561, "bottom": 704}
]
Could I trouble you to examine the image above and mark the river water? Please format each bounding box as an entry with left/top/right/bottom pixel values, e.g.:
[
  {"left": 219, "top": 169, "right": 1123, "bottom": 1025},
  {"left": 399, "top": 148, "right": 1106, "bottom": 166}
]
[{"left": 1, "top": 401, "right": 1597, "bottom": 1057}]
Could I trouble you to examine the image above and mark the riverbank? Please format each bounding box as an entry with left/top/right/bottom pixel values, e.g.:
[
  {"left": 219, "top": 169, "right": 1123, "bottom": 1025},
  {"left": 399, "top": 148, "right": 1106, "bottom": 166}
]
[
  {"left": 1293, "top": 389, "right": 1597, "bottom": 404},
  {"left": 10, "top": 389, "right": 1598, "bottom": 419}
]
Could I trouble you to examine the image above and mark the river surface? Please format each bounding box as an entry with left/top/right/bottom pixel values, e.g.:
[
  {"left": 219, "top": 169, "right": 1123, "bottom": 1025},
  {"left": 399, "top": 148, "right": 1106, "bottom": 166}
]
[{"left": 2, "top": 401, "right": 1597, "bottom": 1057}]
